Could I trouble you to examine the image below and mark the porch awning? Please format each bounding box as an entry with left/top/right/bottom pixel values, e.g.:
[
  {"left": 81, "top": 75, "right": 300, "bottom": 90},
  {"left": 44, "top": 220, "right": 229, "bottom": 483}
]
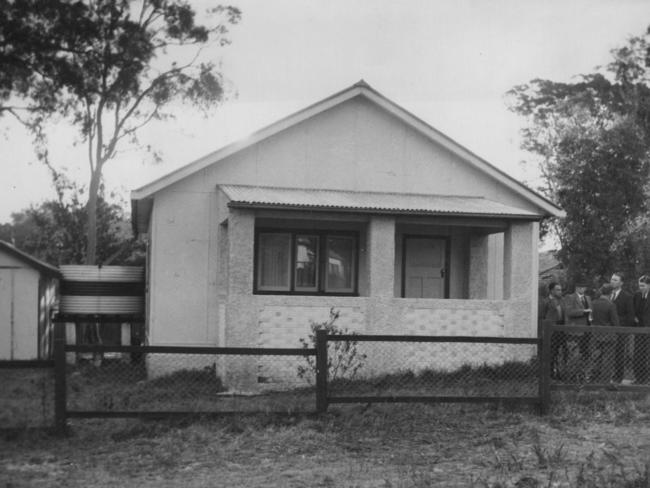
[{"left": 219, "top": 184, "right": 541, "bottom": 219}]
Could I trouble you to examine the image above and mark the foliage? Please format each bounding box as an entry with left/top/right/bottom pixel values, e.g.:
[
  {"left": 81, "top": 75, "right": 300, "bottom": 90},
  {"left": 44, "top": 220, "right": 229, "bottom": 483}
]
[
  {"left": 0, "top": 0, "right": 241, "bottom": 264},
  {"left": 0, "top": 170, "right": 143, "bottom": 265},
  {"left": 508, "top": 27, "right": 650, "bottom": 285},
  {"left": 297, "top": 308, "right": 367, "bottom": 383}
]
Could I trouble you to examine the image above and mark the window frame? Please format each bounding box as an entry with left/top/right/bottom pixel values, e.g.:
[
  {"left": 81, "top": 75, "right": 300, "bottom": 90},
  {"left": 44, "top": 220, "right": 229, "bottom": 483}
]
[{"left": 254, "top": 228, "right": 359, "bottom": 296}]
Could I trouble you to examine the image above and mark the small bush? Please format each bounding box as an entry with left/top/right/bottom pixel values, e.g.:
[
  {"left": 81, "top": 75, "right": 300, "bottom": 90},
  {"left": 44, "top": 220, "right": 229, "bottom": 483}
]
[{"left": 297, "top": 308, "right": 367, "bottom": 383}]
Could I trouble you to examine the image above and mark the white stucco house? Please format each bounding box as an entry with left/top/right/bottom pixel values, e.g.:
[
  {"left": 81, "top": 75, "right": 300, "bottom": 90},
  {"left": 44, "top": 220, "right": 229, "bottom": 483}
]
[{"left": 131, "top": 81, "right": 563, "bottom": 385}]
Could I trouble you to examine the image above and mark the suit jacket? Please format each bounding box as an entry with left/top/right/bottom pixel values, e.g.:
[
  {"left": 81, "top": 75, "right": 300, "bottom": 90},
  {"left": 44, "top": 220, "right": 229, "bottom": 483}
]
[
  {"left": 539, "top": 296, "right": 565, "bottom": 324},
  {"left": 564, "top": 292, "right": 592, "bottom": 326},
  {"left": 633, "top": 291, "right": 650, "bottom": 327},
  {"left": 591, "top": 297, "right": 619, "bottom": 342},
  {"left": 591, "top": 297, "right": 620, "bottom": 327},
  {"left": 612, "top": 289, "right": 634, "bottom": 327}
]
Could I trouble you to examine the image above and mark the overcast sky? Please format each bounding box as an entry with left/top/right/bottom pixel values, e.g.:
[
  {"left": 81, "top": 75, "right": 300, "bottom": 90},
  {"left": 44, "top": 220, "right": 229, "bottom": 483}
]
[{"left": 1, "top": 0, "right": 649, "bottom": 223}]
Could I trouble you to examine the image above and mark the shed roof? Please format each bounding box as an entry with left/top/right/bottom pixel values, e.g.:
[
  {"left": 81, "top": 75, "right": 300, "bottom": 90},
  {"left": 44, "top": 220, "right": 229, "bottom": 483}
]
[
  {"left": 0, "top": 240, "right": 62, "bottom": 277},
  {"left": 131, "top": 81, "right": 564, "bottom": 234},
  {"left": 220, "top": 184, "right": 541, "bottom": 219}
]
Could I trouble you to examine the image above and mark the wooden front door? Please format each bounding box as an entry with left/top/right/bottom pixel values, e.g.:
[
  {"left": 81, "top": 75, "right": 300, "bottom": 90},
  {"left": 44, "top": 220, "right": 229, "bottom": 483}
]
[{"left": 403, "top": 237, "right": 448, "bottom": 298}]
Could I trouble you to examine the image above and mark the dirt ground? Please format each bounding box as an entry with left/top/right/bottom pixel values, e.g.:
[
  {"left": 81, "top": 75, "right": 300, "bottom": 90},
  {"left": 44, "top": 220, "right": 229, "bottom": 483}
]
[{"left": 1, "top": 393, "right": 650, "bottom": 487}]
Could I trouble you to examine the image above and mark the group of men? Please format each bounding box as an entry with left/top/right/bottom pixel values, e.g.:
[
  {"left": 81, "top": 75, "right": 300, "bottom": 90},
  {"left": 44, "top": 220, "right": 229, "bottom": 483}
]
[{"left": 539, "top": 272, "right": 650, "bottom": 384}]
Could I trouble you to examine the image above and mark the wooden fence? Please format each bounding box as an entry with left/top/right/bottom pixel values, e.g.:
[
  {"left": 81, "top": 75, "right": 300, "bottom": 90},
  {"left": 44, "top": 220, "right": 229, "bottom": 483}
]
[{"left": 46, "top": 324, "right": 551, "bottom": 434}]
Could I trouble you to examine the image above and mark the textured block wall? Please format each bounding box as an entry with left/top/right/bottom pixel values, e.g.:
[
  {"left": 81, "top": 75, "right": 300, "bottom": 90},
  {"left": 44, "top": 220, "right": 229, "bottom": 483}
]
[{"left": 223, "top": 296, "right": 536, "bottom": 391}]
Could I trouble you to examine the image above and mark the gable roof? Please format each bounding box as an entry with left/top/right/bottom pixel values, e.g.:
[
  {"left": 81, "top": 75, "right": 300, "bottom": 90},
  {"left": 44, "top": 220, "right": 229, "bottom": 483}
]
[
  {"left": 220, "top": 184, "right": 541, "bottom": 219},
  {"left": 0, "top": 240, "right": 62, "bottom": 277},
  {"left": 131, "top": 81, "right": 564, "bottom": 232}
]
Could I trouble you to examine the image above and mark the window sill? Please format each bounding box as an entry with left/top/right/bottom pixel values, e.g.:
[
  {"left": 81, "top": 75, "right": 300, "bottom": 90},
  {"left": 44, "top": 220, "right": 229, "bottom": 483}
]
[{"left": 253, "top": 291, "right": 360, "bottom": 297}]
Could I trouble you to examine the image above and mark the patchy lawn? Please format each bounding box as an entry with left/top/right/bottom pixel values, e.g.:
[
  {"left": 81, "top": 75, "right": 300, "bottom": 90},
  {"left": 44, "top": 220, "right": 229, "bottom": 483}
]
[{"left": 2, "top": 392, "right": 650, "bottom": 487}]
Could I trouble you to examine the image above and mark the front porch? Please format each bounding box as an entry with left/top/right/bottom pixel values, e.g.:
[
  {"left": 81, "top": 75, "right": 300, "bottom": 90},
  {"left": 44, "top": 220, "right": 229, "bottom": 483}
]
[{"left": 220, "top": 203, "right": 540, "bottom": 348}]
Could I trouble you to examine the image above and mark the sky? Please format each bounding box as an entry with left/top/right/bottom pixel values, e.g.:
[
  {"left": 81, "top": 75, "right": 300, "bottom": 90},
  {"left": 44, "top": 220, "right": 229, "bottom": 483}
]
[{"left": 1, "top": 0, "right": 650, "bottom": 223}]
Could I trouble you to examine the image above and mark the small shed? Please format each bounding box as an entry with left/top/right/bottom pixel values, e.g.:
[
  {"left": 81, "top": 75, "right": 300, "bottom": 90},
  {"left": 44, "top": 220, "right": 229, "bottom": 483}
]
[{"left": 0, "top": 240, "right": 61, "bottom": 360}]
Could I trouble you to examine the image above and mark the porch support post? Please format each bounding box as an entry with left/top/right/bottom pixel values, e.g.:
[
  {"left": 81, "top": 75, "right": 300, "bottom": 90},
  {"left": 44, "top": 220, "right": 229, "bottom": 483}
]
[
  {"left": 225, "top": 207, "right": 257, "bottom": 391},
  {"left": 367, "top": 216, "right": 395, "bottom": 298},
  {"left": 227, "top": 208, "right": 255, "bottom": 299},
  {"left": 469, "top": 234, "right": 489, "bottom": 299},
  {"left": 503, "top": 220, "right": 539, "bottom": 336}
]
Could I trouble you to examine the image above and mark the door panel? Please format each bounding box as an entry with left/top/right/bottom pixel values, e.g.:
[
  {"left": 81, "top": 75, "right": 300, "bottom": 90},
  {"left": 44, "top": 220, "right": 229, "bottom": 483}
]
[{"left": 403, "top": 237, "right": 446, "bottom": 298}]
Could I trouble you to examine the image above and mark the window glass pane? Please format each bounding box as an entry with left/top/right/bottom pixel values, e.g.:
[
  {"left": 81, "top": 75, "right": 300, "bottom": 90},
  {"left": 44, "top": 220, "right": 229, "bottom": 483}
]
[
  {"left": 326, "top": 236, "right": 355, "bottom": 292},
  {"left": 295, "top": 235, "right": 319, "bottom": 291},
  {"left": 258, "top": 233, "right": 291, "bottom": 290}
]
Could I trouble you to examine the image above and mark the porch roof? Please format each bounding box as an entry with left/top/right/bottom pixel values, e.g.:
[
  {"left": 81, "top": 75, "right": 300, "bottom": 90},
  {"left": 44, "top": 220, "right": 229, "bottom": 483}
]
[{"left": 219, "top": 184, "right": 541, "bottom": 219}]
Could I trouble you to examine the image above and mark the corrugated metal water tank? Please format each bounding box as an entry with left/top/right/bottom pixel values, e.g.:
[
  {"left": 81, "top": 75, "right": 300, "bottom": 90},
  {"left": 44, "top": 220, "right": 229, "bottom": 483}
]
[{"left": 59, "top": 265, "right": 144, "bottom": 315}]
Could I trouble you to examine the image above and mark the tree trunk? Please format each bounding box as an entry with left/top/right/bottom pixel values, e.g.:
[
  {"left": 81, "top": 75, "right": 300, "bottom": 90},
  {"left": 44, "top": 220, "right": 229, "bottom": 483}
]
[
  {"left": 84, "top": 169, "right": 103, "bottom": 362},
  {"left": 85, "top": 169, "right": 101, "bottom": 265}
]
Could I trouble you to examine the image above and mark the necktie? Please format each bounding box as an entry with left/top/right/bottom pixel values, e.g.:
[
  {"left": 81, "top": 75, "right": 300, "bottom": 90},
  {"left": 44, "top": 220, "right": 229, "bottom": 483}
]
[{"left": 581, "top": 295, "right": 588, "bottom": 308}]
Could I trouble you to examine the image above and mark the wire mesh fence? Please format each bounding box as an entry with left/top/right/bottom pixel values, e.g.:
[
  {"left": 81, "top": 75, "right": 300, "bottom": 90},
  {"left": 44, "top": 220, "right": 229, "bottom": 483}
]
[
  {"left": 324, "top": 335, "right": 541, "bottom": 403},
  {"left": 548, "top": 326, "right": 650, "bottom": 387},
  {"left": 64, "top": 348, "right": 316, "bottom": 415},
  {"left": 0, "top": 362, "right": 54, "bottom": 429}
]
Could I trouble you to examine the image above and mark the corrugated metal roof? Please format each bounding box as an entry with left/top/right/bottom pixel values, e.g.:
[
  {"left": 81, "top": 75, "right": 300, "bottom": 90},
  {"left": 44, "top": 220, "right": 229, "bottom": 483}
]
[
  {"left": 59, "top": 265, "right": 144, "bottom": 282},
  {"left": 219, "top": 185, "right": 541, "bottom": 218}
]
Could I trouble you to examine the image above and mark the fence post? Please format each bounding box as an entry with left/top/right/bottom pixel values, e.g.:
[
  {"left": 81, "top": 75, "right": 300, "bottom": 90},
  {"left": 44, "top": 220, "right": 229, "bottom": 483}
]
[
  {"left": 315, "top": 329, "right": 328, "bottom": 414},
  {"left": 538, "top": 320, "right": 552, "bottom": 415},
  {"left": 54, "top": 321, "right": 67, "bottom": 435}
]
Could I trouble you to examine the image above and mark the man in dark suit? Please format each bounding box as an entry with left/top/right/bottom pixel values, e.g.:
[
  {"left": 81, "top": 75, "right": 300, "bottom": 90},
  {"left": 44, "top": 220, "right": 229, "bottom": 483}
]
[
  {"left": 563, "top": 281, "right": 592, "bottom": 358},
  {"left": 590, "top": 285, "right": 620, "bottom": 382},
  {"left": 610, "top": 272, "right": 635, "bottom": 382},
  {"left": 539, "top": 282, "right": 565, "bottom": 378},
  {"left": 632, "top": 275, "right": 650, "bottom": 384}
]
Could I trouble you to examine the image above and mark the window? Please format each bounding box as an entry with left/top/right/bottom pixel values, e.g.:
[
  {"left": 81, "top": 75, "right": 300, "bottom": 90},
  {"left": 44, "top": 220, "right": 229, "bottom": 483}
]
[
  {"left": 257, "top": 233, "right": 291, "bottom": 291},
  {"left": 255, "top": 230, "right": 357, "bottom": 294}
]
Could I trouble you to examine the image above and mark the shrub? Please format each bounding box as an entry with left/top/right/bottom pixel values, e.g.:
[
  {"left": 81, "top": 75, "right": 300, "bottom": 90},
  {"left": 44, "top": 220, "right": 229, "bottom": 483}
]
[{"left": 296, "top": 308, "right": 367, "bottom": 383}]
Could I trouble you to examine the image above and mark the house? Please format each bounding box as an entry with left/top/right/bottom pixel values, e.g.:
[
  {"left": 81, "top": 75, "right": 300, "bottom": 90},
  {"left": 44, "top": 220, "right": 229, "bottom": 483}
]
[
  {"left": 131, "top": 81, "right": 564, "bottom": 385},
  {"left": 0, "top": 240, "right": 61, "bottom": 360}
]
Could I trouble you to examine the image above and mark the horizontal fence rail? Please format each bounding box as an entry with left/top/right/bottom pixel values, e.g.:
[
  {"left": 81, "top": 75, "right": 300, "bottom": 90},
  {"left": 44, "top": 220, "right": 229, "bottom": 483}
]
[
  {"left": 0, "top": 360, "right": 54, "bottom": 369},
  {"left": 327, "top": 334, "right": 540, "bottom": 344},
  {"left": 65, "top": 345, "right": 315, "bottom": 355}
]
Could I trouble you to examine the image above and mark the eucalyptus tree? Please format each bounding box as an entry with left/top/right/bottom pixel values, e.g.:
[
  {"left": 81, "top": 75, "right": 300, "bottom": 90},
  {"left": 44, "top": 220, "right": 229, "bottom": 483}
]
[
  {"left": 508, "top": 29, "right": 650, "bottom": 283},
  {"left": 1, "top": 0, "right": 241, "bottom": 264}
]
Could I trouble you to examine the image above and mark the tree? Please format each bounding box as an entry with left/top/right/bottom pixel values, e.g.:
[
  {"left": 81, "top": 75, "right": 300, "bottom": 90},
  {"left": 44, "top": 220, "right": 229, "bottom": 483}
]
[
  {"left": 507, "top": 28, "right": 650, "bottom": 285},
  {"left": 1, "top": 0, "right": 241, "bottom": 264},
  {"left": 0, "top": 173, "right": 144, "bottom": 266}
]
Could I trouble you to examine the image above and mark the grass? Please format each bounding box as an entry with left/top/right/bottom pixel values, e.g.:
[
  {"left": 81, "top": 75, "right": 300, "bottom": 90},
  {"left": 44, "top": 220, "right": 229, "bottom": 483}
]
[
  {"left": 65, "top": 359, "right": 315, "bottom": 413},
  {"left": 331, "top": 359, "right": 540, "bottom": 398},
  {"left": 0, "top": 369, "right": 54, "bottom": 429},
  {"left": 3, "top": 360, "right": 650, "bottom": 487},
  {"left": 2, "top": 393, "right": 650, "bottom": 487}
]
